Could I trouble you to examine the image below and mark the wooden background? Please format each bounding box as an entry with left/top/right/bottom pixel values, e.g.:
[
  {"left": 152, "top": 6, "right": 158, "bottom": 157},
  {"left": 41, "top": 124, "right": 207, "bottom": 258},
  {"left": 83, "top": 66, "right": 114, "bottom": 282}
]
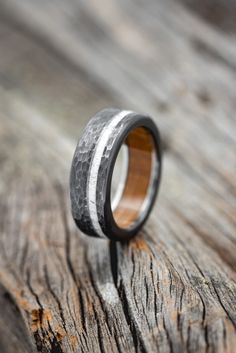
[{"left": 0, "top": 0, "right": 236, "bottom": 352}]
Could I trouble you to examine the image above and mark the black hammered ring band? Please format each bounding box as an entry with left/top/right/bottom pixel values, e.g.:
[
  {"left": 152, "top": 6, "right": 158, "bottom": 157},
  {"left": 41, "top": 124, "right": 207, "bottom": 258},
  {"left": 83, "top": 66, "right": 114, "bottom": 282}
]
[{"left": 70, "top": 108, "right": 162, "bottom": 241}]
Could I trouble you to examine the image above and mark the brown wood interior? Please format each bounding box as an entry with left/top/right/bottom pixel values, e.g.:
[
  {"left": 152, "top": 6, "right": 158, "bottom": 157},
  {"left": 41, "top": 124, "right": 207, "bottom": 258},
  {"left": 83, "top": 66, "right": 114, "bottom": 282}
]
[{"left": 113, "top": 127, "right": 155, "bottom": 229}]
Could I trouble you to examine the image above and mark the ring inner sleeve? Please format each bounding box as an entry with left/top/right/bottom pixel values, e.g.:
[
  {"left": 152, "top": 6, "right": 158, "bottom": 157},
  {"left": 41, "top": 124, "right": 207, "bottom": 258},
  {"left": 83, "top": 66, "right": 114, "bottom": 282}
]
[{"left": 112, "top": 127, "right": 155, "bottom": 229}]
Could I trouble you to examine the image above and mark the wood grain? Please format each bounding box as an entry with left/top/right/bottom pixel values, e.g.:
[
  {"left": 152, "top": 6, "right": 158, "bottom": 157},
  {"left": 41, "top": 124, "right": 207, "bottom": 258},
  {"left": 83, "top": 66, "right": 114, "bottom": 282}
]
[
  {"left": 0, "top": 0, "right": 235, "bottom": 352},
  {"left": 113, "top": 127, "right": 155, "bottom": 229}
]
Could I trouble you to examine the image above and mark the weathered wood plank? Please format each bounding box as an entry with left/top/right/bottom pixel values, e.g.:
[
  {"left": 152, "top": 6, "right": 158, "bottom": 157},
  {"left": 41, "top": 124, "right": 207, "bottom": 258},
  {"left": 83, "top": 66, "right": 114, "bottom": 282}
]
[
  {"left": 0, "top": 95, "right": 137, "bottom": 352},
  {"left": 0, "top": 0, "right": 235, "bottom": 352}
]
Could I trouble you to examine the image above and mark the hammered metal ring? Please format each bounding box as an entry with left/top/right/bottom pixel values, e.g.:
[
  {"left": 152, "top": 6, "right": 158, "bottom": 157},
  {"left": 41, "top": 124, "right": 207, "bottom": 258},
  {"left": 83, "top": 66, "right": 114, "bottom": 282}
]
[{"left": 70, "top": 108, "right": 162, "bottom": 241}]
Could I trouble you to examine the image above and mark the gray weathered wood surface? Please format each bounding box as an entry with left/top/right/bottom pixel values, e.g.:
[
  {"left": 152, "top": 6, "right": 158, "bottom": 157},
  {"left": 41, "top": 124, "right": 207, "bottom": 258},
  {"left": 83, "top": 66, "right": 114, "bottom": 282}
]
[{"left": 0, "top": 0, "right": 236, "bottom": 352}]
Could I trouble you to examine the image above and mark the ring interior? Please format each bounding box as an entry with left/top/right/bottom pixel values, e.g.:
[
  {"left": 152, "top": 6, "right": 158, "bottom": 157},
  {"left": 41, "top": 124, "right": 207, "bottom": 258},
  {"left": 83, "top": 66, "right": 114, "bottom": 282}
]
[{"left": 112, "top": 126, "right": 156, "bottom": 229}]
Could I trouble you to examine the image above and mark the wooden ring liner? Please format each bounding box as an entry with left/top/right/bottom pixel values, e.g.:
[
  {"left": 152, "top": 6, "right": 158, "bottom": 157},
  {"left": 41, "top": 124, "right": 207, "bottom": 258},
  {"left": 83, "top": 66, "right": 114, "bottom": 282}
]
[{"left": 113, "top": 127, "right": 155, "bottom": 229}]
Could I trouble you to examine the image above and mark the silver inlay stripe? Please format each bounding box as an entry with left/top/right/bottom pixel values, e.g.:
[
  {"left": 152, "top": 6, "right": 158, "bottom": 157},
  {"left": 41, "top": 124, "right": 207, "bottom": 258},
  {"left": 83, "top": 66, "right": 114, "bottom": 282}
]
[{"left": 88, "top": 110, "right": 132, "bottom": 238}]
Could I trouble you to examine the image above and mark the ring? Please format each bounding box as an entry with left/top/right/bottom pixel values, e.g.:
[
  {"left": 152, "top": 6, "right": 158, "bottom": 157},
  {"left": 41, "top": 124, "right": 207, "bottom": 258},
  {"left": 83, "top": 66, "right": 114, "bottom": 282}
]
[{"left": 70, "top": 108, "right": 162, "bottom": 241}]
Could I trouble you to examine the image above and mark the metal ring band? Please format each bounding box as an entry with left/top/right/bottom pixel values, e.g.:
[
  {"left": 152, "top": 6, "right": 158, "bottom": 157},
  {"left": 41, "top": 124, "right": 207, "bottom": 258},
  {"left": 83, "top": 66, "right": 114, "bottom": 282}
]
[{"left": 70, "top": 108, "right": 162, "bottom": 241}]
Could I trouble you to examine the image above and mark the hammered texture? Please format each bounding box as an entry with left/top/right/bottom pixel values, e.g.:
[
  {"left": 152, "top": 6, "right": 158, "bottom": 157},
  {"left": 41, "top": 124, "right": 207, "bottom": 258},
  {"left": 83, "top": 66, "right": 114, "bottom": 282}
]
[{"left": 70, "top": 108, "right": 119, "bottom": 236}]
